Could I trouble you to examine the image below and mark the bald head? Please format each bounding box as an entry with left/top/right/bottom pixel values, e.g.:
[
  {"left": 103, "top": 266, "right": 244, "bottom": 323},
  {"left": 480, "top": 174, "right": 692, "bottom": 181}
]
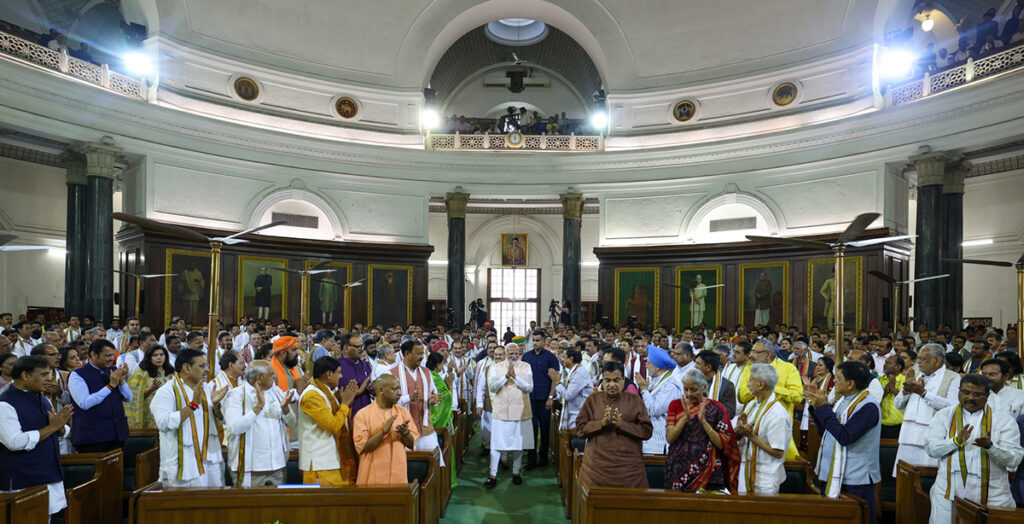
[{"left": 375, "top": 373, "right": 401, "bottom": 407}]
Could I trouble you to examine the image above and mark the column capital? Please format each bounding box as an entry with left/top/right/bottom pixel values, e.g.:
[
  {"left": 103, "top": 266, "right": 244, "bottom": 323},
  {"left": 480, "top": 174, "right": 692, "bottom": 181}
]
[
  {"left": 560, "top": 192, "right": 584, "bottom": 220},
  {"left": 81, "top": 139, "right": 123, "bottom": 179},
  {"left": 62, "top": 152, "right": 87, "bottom": 186},
  {"left": 909, "top": 150, "right": 961, "bottom": 187},
  {"left": 444, "top": 190, "right": 470, "bottom": 219},
  {"left": 942, "top": 160, "right": 971, "bottom": 195}
]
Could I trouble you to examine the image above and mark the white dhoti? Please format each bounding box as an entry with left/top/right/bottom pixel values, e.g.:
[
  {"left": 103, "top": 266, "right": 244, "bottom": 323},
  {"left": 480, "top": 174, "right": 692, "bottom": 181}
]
[
  {"left": 893, "top": 444, "right": 934, "bottom": 477},
  {"left": 415, "top": 431, "right": 444, "bottom": 467},
  {"left": 754, "top": 308, "right": 770, "bottom": 326},
  {"left": 490, "top": 418, "right": 534, "bottom": 452},
  {"left": 480, "top": 411, "right": 492, "bottom": 447}
]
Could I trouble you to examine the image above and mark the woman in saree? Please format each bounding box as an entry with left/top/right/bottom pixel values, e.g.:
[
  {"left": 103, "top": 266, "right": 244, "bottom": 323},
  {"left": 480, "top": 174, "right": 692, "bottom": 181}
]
[
  {"left": 665, "top": 368, "right": 741, "bottom": 493},
  {"left": 799, "top": 356, "right": 835, "bottom": 448},
  {"left": 426, "top": 351, "right": 457, "bottom": 487},
  {"left": 124, "top": 345, "right": 174, "bottom": 429}
]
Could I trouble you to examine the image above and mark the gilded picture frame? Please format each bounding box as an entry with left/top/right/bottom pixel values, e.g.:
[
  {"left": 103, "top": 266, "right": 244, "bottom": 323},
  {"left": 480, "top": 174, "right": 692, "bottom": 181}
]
[
  {"left": 368, "top": 264, "right": 413, "bottom": 327},
  {"left": 807, "top": 256, "right": 863, "bottom": 334},
  {"left": 237, "top": 255, "right": 289, "bottom": 322},
  {"left": 738, "top": 261, "right": 790, "bottom": 327},
  {"left": 500, "top": 233, "right": 529, "bottom": 267},
  {"left": 674, "top": 265, "right": 722, "bottom": 332},
  {"left": 613, "top": 267, "right": 660, "bottom": 329},
  {"left": 303, "top": 260, "right": 353, "bottom": 330},
  {"left": 164, "top": 248, "right": 211, "bottom": 328}
]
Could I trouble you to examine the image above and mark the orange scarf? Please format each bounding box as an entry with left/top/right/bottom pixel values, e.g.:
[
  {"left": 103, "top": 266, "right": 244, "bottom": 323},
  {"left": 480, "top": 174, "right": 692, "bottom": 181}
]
[{"left": 271, "top": 356, "right": 301, "bottom": 392}]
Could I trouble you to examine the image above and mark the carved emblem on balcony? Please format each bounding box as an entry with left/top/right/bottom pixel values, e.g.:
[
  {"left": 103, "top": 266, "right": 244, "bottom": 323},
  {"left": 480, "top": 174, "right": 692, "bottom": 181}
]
[
  {"left": 772, "top": 82, "right": 798, "bottom": 106},
  {"left": 233, "top": 77, "right": 259, "bottom": 102},
  {"left": 335, "top": 97, "right": 358, "bottom": 119},
  {"left": 672, "top": 100, "right": 696, "bottom": 122}
]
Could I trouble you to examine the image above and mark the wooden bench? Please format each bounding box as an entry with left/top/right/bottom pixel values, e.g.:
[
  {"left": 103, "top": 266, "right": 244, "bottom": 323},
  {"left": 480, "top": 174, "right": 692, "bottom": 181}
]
[
  {"left": 574, "top": 481, "right": 866, "bottom": 524},
  {"left": 953, "top": 496, "right": 1024, "bottom": 524},
  {"left": 877, "top": 437, "right": 899, "bottom": 518},
  {"left": 435, "top": 427, "right": 453, "bottom": 516},
  {"left": 0, "top": 485, "right": 49, "bottom": 524},
  {"left": 407, "top": 448, "right": 442, "bottom": 524},
  {"left": 61, "top": 449, "right": 124, "bottom": 524},
  {"left": 131, "top": 483, "right": 420, "bottom": 523},
  {"left": 124, "top": 429, "right": 159, "bottom": 492}
]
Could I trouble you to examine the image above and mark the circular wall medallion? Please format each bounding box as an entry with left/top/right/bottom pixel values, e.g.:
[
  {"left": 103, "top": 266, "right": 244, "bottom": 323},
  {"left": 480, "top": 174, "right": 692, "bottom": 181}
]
[
  {"left": 233, "top": 77, "right": 259, "bottom": 102},
  {"left": 772, "top": 82, "right": 798, "bottom": 106},
  {"left": 506, "top": 131, "right": 524, "bottom": 148},
  {"left": 335, "top": 97, "right": 358, "bottom": 119},
  {"left": 672, "top": 100, "right": 696, "bottom": 122}
]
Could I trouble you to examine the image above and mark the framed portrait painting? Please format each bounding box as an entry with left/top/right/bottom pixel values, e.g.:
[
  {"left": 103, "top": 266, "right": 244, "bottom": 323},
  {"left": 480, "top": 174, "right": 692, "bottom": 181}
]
[
  {"left": 808, "top": 256, "right": 862, "bottom": 334},
  {"left": 304, "top": 261, "right": 353, "bottom": 330},
  {"left": 675, "top": 265, "right": 722, "bottom": 332},
  {"left": 613, "top": 267, "right": 659, "bottom": 329},
  {"left": 368, "top": 264, "right": 412, "bottom": 327},
  {"left": 500, "top": 233, "right": 528, "bottom": 267},
  {"left": 164, "top": 249, "right": 211, "bottom": 328},
  {"left": 738, "top": 262, "right": 789, "bottom": 328},
  {"left": 237, "top": 256, "right": 288, "bottom": 322}
]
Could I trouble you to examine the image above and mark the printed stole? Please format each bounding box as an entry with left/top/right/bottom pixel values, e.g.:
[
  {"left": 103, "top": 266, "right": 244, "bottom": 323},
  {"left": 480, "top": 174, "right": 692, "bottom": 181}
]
[
  {"left": 821, "top": 390, "right": 870, "bottom": 498},
  {"left": 709, "top": 372, "right": 721, "bottom": 403},
  {"left": 743, "top": 397, "right": 779, "bottom": 493},
  {"left": 945, "top": 405, "right": 991, "bottom": 504},
  {"left": 172, "top": 374, "right": 210, "bottom": 480}
]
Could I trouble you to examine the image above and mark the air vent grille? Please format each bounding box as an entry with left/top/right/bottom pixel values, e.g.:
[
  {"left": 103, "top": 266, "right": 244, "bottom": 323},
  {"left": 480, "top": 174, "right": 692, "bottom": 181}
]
[
  {"left": 272, "top": 212, "right": 318, "bottom": 229},
  {"left": 709, "top": 217, "right": 756, "bottom": 232}
]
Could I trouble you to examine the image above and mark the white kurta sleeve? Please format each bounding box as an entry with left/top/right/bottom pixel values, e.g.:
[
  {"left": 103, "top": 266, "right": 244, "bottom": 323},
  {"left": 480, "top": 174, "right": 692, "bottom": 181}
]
[
  {"left": 987, "top": 413, "right": 1024, "bottom": 470},
  {"left": 764, "top": 407, "right": 792, "bottom": 452},
  {"left": 925, "top": 407, "right": 958, "bottom": 459},
  {"left": 150, "top": 383, "right": 183, "bottom": 432},
  {"left": 0, "top": 401, "right": 40, "bottom": 451},
  {"left": 222, "top": 388, "right": 258, "bottom": 435},
  {"left": 513, "top": 364, "right": 533, "bottom": 394},
  {"left": 894, "top": 390, "right": 910, "bottom": 409}
]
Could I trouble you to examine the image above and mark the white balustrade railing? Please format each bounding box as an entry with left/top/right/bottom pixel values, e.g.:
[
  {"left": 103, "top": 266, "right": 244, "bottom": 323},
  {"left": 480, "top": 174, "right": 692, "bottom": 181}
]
[
  {"left": 426, "top": 132, "right": 604, "bottom": 152},
  {"left": 0, "top": 29, "right": 146, "bottom": 100},
  {"left": 889, "top": 43, "right": 1024, "bottom": 106}
]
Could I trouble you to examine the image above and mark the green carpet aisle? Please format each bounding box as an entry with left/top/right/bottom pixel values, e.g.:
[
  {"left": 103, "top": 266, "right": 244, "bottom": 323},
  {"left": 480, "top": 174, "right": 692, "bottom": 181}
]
[{"left": 441, "top": 431, "right": 566, "bottom": 523}]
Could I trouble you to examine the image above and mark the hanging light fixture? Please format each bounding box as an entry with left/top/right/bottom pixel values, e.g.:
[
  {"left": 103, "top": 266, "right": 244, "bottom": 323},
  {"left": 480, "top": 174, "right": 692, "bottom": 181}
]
[{"left": 921, "top": 13, "right": 934, "bottom": 32}]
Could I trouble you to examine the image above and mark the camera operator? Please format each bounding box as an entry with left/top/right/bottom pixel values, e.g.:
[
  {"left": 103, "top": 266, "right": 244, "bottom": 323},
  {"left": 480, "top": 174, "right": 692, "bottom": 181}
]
[
  {"left": 472, "top": 299, "right": 488, "bottom": 329},
  {"left": 548, "top": 300, "right": 560, "bottom": 327}
]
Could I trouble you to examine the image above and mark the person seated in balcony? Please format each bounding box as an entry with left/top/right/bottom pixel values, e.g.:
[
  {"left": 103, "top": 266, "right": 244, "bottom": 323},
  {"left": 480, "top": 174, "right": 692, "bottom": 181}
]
[
  {"left": 545, "top": 116, "right": 559, "bottom": 135},
  {"left": 70, "top": 42, "right": 95, "bottom": 64},
  {"left": 46, "top": 32, "right": 67, "bottom": 53},
  {"left": 980, "top": 34, "right": 1002, "bottom": 55},
  {"left": 951, "top": 40, "right": 971, "bottom": 65},
  {"left": 38, "top": 27, "right": 58, "bottom": 46},
  {"left": 915, "top": 43, "right": 937, "bottom": 77},
  {"left": 1001, "top": 5, "right": 1021, "bottom": 47},
  {"left": 1011, "top": 22, "right": 1024, "bottom": 46}
]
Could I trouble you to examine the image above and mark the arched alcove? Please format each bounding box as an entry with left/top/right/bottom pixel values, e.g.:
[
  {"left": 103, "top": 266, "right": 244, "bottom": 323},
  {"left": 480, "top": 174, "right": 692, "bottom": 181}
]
[
  {"left": 247, "top": 186, "right": 345, "bottom": 241},
  {"left": 684, "top": 191, "right": 781, "bottom": 244}
]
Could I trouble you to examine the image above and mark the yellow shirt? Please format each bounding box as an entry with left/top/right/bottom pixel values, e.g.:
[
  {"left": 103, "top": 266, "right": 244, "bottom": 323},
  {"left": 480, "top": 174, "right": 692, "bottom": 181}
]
[
  {"left": 877, "top": 374, "right": 906, "bottom": 426},
  {"left": 738, "top": 358, "right": 803, "bottom": 459}
]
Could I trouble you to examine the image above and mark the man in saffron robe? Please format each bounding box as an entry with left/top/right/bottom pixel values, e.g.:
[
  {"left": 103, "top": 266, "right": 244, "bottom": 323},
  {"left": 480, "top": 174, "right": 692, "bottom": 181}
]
[
  {"left": 576, "top": 361, "right": 653, "bottom": 488},
  {"left": 353, "top": 374, "right": 417, "bottom": 485}
]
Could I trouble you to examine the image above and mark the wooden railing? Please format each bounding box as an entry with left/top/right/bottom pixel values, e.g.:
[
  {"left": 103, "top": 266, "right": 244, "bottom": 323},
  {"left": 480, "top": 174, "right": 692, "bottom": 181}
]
[
  {"left": 889, "top": 43, "right": 1024, "bottom": 106},
  {"left": 0, "top": 29, "right": 146, "bottom": 99}
]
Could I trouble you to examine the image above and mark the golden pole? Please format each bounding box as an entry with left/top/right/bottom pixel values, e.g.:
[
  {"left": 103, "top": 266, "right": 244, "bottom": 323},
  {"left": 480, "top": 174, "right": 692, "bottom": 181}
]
[
  {"left": 134, "top": 276, "right": 142, "bottom": 320},
  {"left": 206, "top": 241, "right": 222, "bottom": 380},
  {"left": 834, "top": 245, "right": 846, "bottom": 365},
  {"left": 892, "top": 284, "right": 899, "bottom": 341},
  {"left": 1017, "top": 260, "right": 1023, "bottom": 362},
  {"left": 300, "top": 273, "right": 309, "bottom": 337}
]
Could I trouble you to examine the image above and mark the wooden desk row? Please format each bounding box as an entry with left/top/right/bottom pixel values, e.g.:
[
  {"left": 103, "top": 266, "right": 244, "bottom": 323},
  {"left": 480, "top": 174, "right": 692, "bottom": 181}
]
[
  {"left": 0, "top": 486, "right": 48, "bottom": 524},
  {"left": 895, "top": 460, "right": 1022, "bottom": 524}
]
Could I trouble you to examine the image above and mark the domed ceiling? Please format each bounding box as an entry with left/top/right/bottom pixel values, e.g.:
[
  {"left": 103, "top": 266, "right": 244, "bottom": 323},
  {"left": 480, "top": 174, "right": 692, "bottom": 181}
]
[{"left": 120, "top": 0, "right": 880, "bottom": 92}]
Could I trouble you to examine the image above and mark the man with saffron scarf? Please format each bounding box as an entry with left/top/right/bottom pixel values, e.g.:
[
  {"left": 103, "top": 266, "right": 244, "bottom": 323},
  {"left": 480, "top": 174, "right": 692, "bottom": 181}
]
[
  {"left": 665, "top": 368, "right": 740, "bottom": 493},
  {"left": 297, "top": 356, "right": 359, "bottom": 486},
  {"left": 925, "top": 373, "right": 1023, "bottom": 524},
  {"left": 576, "top": 361, "right": 653, "bottom": 488},
  {"left": 806, "top": 361, "right": 882, "bottom": 524},
  {"left": 150, "top": 348, "right": 229, "bottom": 487},
  {"left": 735, "top": 363, "right": 790, "bottom": 495}
]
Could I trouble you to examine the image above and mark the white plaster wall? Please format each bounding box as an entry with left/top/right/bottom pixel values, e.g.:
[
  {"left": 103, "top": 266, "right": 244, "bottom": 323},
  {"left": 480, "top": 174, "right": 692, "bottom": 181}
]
[
  {"left": 961, "top": 171, "right": 1024, "bottom": 329},
  {"left": 0, "top": 156, "right": 67, "bottom": 314},
  {"left": 426, "top": 212, "right": 599, "bottom": 317}
]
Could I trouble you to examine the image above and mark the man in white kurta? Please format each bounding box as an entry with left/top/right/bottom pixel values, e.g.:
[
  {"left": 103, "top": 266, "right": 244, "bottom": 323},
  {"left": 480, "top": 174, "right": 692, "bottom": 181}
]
[
  {"left": 150, "top": 349, "right": 228, "bottom": 487},
  {"left": 486, "top": 343, "right": 533, "bottom": 486},
  {"left": 475, "top": 342, "right": 498, "bottom": 451},
  {"left": 554, "top": 348, "right": 591, "bottom": 431},
  {"left": 735, "top": 363, "right": 791, "bottom": 495},
  {"left": 637, "top": 345, "right": 680, "bottom": 454},
  {"left": 222, "top": 360, "right": 295, "bottom": 487},
  {"left": 387, "top": 341, "right": 441, "bottom": 463},
  {"left": 893, "top": 344, "right": 961, "bottom": 476},
  {"left": 981, "top": 358, "right": 1024, "bottom": 420},
  {"left": 925, "top": 375, "right": 1023, "bottom": 524}
]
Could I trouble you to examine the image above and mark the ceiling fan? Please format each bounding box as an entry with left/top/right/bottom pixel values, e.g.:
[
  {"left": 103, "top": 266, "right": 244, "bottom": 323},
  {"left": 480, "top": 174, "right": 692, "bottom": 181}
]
[
  {"left": 868, "top": 270, "right": 948, "bottom": 335},
  {"left": 746, "top": 212, "right": 916, "bottom": 362},
  {"left": 944, "top": 253, "right": 1024, "bottom": 355},
  {"left": 107, "top": 268, "right": 177, "bottom": 318}
]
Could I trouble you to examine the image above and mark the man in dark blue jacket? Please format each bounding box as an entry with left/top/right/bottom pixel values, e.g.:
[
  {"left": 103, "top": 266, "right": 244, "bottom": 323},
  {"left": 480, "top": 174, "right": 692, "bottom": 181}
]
[{"left": 68, "top": 339, "right": 131, "bottom": 452}]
